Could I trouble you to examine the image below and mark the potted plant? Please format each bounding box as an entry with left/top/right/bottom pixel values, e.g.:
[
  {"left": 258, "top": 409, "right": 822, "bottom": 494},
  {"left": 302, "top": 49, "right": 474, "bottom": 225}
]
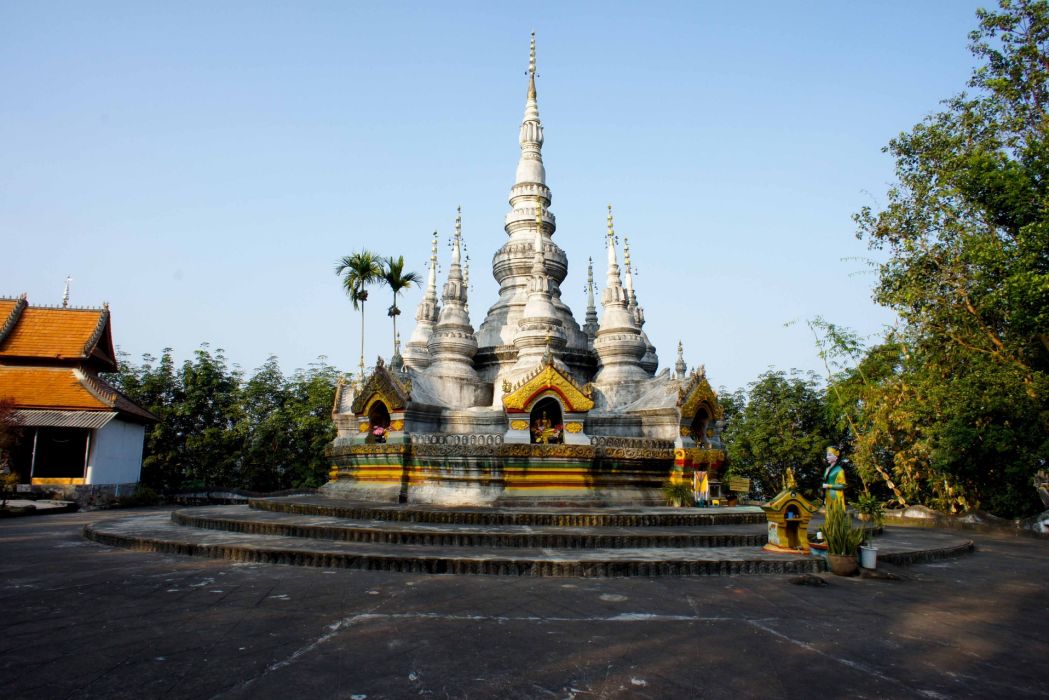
[
  {"left": 822, "top": 499, "right": 864, "bottom": 575},
  {"left": 855, "top": 491, "right": 885, "bottom": 569},
  {"left": 662, "top": 480, "right": 694, "bottom": 507}
]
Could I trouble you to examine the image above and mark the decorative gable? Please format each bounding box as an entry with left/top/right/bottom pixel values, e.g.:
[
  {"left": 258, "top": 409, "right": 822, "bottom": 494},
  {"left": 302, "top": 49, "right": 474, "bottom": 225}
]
[
  {"left": 502, "top": 362, "right": 594, "bottom": 414},
  {"left": 350, "top": 360, "right": 413, "bottom": 415},
  {"left": 677, "top": 370, "right": 722, "bottom": 420}
]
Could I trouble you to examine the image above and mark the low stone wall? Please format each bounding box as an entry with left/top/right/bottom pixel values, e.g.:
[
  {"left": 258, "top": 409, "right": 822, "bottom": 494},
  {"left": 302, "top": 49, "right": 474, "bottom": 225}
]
[
  {"left": 15, "top": 482, "right": 139, "bottom": 510},
  {"left": 885, "top": 505, "right": 1049, "bottom": 538}
]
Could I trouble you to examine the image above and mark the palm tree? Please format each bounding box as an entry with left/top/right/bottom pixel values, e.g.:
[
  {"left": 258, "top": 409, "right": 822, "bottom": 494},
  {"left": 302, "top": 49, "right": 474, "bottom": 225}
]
[
  {"left": 381, "top": 255, "right": 422, "bottom": 360},
  {"left": 335, "top": 249, "right": 383, "bottom": 378}
]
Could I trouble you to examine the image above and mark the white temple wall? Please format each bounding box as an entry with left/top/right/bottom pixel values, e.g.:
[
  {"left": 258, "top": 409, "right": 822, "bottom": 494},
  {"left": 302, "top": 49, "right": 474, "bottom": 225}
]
[
  {"left": 585, "top": 413, "right": 643, "bottom": 438},
  {"left": 440, "top": 408, "right": 507, "bottom": 435},
  {"left": 85, "top": 419, "right": 145, "bottom": 485},
  {"left": 637, "top": 409, "right": 683, "bottom": 441}
]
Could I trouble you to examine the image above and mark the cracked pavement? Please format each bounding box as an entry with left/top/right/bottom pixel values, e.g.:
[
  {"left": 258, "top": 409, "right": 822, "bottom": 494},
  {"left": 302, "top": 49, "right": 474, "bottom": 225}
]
[{"left": 1, "top": 508, "right": 1047, "bottom": 699}]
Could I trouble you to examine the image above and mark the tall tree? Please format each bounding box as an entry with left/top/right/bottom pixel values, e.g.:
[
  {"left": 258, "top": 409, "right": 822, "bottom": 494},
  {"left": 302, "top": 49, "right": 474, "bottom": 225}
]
[
  {"left": 381, "top": 255, "right": 421, "bottom": 361},
  {"left": 854, "top": 0, "right": 1049, "bottom": 516},
  {"left": 335, "top": 250, "right": 384, "bottom": 378},
  {"left": 111, "top": 347, "right": 338, "bottom": 493},
  {"left": 721, "top": 369, "right": 840, "bottom": 500}
]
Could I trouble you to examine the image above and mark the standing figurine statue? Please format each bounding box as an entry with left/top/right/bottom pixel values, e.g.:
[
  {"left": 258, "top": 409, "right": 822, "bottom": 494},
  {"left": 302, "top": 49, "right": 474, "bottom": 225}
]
[{"left": 822, "top": 446, "right": 846, "bottom": 507}]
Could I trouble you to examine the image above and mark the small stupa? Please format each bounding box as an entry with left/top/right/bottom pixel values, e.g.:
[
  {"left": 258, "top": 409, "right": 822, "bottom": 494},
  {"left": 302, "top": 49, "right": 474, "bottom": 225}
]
[{"left": 328, "top": 35, "right": 723, "bottom": 505}]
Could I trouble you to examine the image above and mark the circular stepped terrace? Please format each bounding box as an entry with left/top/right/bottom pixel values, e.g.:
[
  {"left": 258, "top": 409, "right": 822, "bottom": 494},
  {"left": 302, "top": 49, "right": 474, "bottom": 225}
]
[{"left": 83, "top": 496, "right": 975, "bottom": 577}]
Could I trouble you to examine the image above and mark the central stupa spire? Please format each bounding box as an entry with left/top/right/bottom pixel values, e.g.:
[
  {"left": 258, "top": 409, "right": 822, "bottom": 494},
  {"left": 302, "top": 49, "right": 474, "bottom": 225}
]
[{"left": 474, "top": 33, "right": 588, "bottom": 378}]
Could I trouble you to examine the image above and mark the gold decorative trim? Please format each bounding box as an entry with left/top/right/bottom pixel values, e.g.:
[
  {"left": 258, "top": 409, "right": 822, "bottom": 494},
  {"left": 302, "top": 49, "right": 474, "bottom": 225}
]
[
  {"left": 350, "top": 365, "right": 411, "bottom": 414},
  {"left": 328, "top": 441, "right": 689, "bottom": 462},
  {"left": 678, "top": 373, "right": 723, "bottom": 420},
  {"left": 564, "top": 422, "right": 583, "bottom": 433},
  {"left": 502, "top": 364, "right": 595, "bottom": 413},
  {"left": 358, "top": 422, "right": 370, "bottom": 433},
  {"left": 390, "top": 419, "right": 405, "bottom": 432},
  {"left": 510, "top": 419, "right": 529, "bottom": 431}
]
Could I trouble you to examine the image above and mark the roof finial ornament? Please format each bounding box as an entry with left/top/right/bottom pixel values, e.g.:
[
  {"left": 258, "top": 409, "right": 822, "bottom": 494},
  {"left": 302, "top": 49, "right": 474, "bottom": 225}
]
[
  {"left": 529, "top": 31, "right": 536, "bottom": 77},
  {"left": 451, "top": 206, "right": 463, "bottom": 266},
  {"left": 583, "top": 256, "right": 599, "bottom": 342},
  {"left": 62, "top": 275, "right": 72, "bottom": 308}
]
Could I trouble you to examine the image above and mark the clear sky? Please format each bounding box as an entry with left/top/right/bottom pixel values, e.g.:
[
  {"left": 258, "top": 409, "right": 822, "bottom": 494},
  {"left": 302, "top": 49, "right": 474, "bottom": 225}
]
[{"left": 1, "top": 1, "right": 988, "bottom": 391}]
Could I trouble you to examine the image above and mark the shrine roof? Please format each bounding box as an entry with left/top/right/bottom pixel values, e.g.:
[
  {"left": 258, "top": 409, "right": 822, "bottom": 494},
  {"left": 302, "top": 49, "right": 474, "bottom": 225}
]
[
  {"left": 503, "top": 361, "right": 594, "bottom": 413},
  {"left": 0, "top": 299, "right": 117, "bottom": 371},
  {"left": 0, "top": 366, "right": 158, "bottom": 424}
]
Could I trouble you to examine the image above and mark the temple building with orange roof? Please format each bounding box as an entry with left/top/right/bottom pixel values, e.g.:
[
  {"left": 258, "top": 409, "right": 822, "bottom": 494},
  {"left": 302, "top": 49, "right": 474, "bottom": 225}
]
[{"left": 0, "top": 294, "right": 157, "bottom": 489}]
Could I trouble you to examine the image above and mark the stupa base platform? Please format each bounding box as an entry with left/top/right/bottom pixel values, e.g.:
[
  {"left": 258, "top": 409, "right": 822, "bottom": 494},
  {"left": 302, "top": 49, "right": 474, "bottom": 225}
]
[
  {"left": 83, "top": 496, "right": 975, "bottom": 577},
  {"left": 323, "top": 441, "right": 725, "bottom": 507}
]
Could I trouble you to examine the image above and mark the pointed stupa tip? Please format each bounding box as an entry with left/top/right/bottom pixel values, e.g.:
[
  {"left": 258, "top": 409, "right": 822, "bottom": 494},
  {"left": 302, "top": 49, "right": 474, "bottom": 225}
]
[
  {"left": 528, "top": 32, "right": 537, "bottom": 97},
  {"left": 452, "top": 206, "right": 463, "bottom": 265},
  {"left": 585, "top": 256, "right": 597, "bottom": 316}
]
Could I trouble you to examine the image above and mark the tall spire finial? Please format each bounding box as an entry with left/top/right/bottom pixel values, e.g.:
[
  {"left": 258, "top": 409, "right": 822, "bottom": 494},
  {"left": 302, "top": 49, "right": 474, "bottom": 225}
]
[
  {"left": 623, "top": 236, "right": 636, "bottom": 300},
  {"left": 606, "top": 204, "right": 619, "bottom": 271},
  {"left": 62, "top": 275, "right": 71, "bottom": 308},
  {"left": 529, "top": 32, "right": 536, "bottom": 77},
  {"left": 528, "top": 32, "right": 537, "bottom": 99},
  {"left": 583, "top": 255, "right": 599, "bottom": 340},
  {"left": 452, "top": 206, "right": 463, "bottom": 266}
]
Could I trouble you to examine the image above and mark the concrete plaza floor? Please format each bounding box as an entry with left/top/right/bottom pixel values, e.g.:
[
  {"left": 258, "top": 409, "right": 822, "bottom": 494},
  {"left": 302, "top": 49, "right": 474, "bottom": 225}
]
[{"left": 1, "top": 507, "right": 1047, "bottom": 699}]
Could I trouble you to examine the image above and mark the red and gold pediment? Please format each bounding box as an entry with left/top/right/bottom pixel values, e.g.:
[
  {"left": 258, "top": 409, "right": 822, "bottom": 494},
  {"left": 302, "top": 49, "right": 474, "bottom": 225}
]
[
  {"left": 677, "top": 371, "right": 723, "bottom": 420},
  {"left": 502, "top": 364, "right": 594, "bottom": 414}
]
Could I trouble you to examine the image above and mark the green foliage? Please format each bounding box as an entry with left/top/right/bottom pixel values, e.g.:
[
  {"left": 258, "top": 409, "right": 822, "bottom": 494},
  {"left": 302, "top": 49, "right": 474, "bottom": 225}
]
[
  {"left": 334, "top": 250, "right": 383, "bottom": 311},
  {"left": 0, "top": 398, "right": 23, "bottom": 502},
  {"left": 854, "top": 491, "right": 885, "bottom": 530},
  {"left": 721, "top": 369, "right": 841, "bottom": 501},
  {"left": 335, "top": 249, "right": 384, "bottom": 373},
  {"left": 108, "top": 347, "right": 339, "bottom": 493},
  {"left": 662, "top": 480, "right": 694, "bottom": 507},
  {"left": 822, "top": 499, "right": 864, "bottom": 556},
  {"left": 850, "top": 0, "right": 1049, "bottom": 517},
  {"left": 381, "top": 255, "right": 421, "bottom": 359}
]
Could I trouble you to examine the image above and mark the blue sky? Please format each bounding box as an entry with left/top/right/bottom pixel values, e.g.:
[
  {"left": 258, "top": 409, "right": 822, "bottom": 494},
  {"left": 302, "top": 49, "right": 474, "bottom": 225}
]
[{"left": 1, "top": 1, "right": 987, "bottom": 390}]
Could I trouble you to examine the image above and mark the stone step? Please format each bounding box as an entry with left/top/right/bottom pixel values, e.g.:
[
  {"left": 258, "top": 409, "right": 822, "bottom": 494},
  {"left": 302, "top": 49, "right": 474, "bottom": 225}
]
[
  {"left": 249, "top": 495, "right": 767, "bottom": 528},
  {"left": 172, "top": 506, "right": 769, "bottom": 549},
  {"left": 83, "top": 513, "right": 824, "bottom": 577}
]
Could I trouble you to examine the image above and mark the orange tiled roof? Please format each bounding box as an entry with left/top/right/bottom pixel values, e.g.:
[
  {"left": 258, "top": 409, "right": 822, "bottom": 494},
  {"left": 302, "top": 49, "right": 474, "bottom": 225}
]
[
  {"left": 0, "top": 303, "right": 115, "bottom": 369},
  {"left": 0, "top": 366, "right": 110, "bottom": 410},
  {"left": 0, "top": 299, "right": 20, "bottom": 324},
  {"left": 0, "top": 366, "right": 158, "bottom": 423}
]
